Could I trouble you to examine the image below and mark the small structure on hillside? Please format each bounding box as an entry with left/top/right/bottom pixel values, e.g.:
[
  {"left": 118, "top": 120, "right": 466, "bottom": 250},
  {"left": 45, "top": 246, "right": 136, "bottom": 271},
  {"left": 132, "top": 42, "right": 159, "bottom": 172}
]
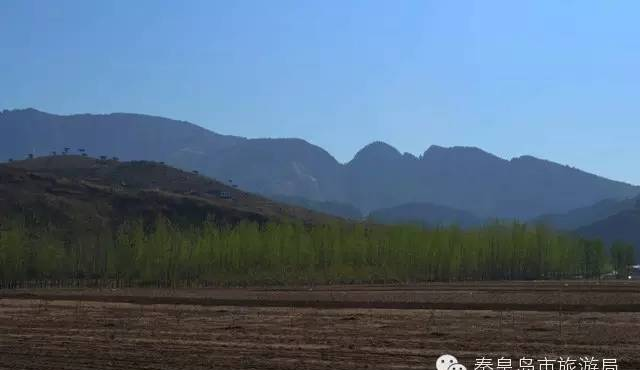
[{"left": 218, "top": 191, "right": 231, "bottom": 199}]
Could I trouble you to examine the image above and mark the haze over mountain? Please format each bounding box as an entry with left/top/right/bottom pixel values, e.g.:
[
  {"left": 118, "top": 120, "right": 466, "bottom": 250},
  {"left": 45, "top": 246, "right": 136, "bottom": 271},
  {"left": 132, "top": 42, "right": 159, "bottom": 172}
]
[
  {"left": 368, "top": 202, "right": 483, "bottom": 229},
  {"left": 268, "top": 195, "right": 362, "bottom": 221},
  {"left": 2, "top": 108, "right": 638, "bottom": 220}
]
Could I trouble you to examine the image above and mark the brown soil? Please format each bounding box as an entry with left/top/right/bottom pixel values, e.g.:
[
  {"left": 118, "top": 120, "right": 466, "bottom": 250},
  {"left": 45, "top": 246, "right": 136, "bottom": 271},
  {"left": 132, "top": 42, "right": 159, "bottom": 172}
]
[{"left": 1, "top": 281, "right": 639, "bottom": 370}]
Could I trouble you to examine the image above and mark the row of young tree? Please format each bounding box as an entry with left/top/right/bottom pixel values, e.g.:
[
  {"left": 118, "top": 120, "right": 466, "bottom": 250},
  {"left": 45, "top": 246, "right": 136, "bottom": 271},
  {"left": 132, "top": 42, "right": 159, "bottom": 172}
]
[{"left": 0, "top": 216, "right": 635, "bottom": 286}]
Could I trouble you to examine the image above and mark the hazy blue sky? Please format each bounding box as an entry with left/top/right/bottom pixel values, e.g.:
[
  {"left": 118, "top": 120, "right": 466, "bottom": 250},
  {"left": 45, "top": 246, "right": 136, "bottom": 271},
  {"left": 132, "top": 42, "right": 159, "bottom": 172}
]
[{"left": 2, "top": 1, "right": 639, "bottom": 184}]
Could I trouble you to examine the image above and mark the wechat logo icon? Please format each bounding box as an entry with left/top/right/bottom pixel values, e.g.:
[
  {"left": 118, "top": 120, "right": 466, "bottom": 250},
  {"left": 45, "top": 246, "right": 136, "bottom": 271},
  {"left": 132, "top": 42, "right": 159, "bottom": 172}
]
[{"left": 436, "top": 354, "right": 466, "bottom": 370}]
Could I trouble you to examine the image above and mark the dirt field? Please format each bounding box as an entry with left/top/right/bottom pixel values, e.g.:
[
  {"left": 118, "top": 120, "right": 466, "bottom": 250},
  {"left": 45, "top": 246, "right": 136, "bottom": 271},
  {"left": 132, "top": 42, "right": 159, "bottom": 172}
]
[{"left": 1, "top": 281, "right": 640, "bottom": 370}]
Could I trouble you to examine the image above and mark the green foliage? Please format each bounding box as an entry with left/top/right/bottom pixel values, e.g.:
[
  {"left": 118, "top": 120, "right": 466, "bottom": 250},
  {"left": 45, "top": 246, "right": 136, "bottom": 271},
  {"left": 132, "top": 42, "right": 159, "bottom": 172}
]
[
  {"left": 0, "top": 218, "right": 28, "bottom": 280},
  {"left": 0, "top": 216, "right": 622, "bottom": 285},
  {"left": 610, "top": 241, "right": 636, "bottom": 278}
]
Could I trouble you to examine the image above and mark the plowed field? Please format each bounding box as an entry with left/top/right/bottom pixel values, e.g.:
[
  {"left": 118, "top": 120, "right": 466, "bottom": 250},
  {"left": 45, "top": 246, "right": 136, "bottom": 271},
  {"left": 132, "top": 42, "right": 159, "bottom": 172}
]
[{"left": 1, "top": 281, "right": 639, "bottom": 369}]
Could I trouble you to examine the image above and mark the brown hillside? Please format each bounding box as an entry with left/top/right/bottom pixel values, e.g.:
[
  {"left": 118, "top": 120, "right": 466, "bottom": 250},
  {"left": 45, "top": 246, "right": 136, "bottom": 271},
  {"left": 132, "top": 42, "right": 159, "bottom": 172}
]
[{"left": 1, "top": 156, "right": 337, "bottom": 230}]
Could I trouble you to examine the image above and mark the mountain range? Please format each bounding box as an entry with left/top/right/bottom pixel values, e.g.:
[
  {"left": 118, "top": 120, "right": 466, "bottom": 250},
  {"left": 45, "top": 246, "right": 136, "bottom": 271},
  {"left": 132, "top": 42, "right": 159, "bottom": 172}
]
[{"left": 1, "top": 108, "right": 639, "bottom": 245}]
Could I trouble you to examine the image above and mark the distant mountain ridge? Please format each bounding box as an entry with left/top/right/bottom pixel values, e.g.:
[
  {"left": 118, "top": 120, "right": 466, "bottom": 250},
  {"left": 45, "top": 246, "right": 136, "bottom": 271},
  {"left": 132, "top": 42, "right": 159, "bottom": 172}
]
[
  {"left": 577, "top": 201, "right": 640, "bottom": 257},
  {"left": 2, "top": 108, "right": 638, "bottom": 220},
  {"left": 536, "top": 196, "right": 640, "bottom": 230}
]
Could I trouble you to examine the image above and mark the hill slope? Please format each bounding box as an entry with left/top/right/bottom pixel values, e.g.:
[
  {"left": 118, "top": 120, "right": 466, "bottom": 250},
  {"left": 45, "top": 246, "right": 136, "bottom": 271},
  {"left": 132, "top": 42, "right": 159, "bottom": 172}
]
[
  {"left": 2, "top": 108, "right": 638, "bottom": 219},
  {"left": 1, "top": 156, "right": 336, "bottom": 230},
  {"left": 577, "top": 204, "right": 640, "bottom": 256},
  {"left": 268, "top": 194, "right": 362, "bottom": 220},
  {"left": 536, "top": 196, "right": 640, "bottom": 230},
  {"left": 577, "top": 207, "right": 640, "bottom": 244}
]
